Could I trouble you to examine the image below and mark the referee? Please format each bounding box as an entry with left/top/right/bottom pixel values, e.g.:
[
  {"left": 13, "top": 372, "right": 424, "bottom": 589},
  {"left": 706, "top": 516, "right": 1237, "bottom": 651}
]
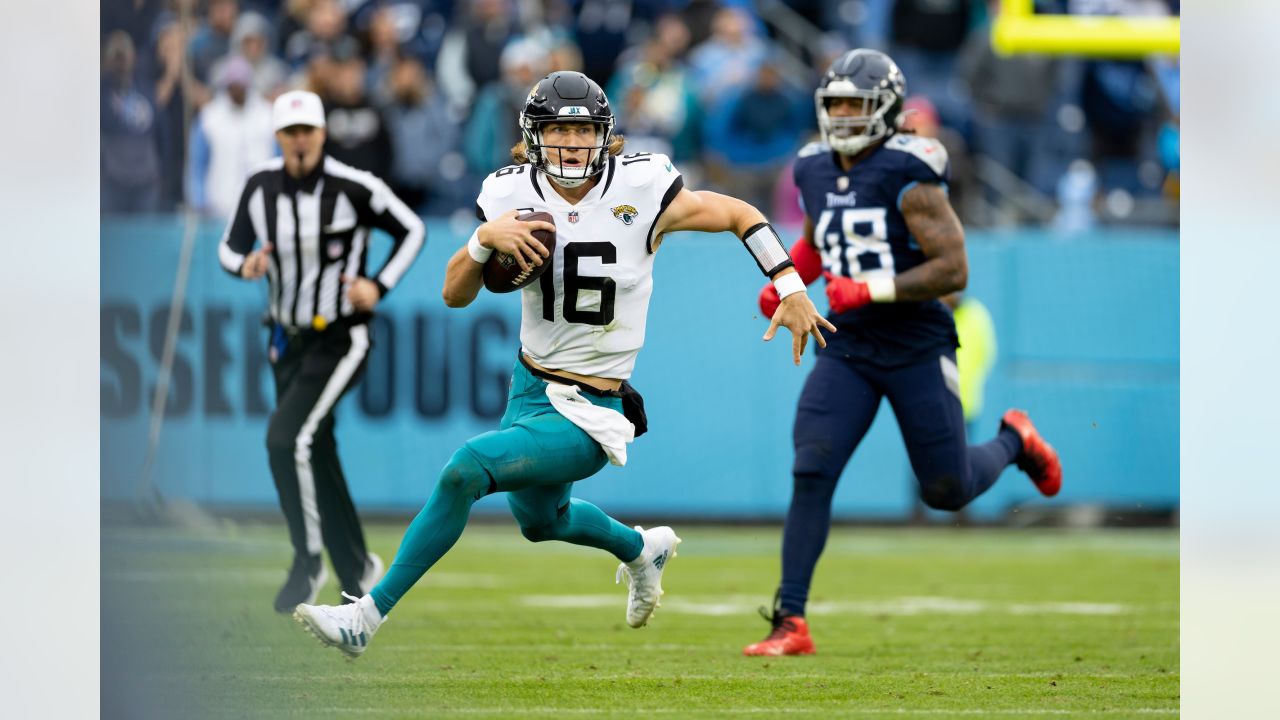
[{"left": 218, "top": 90, "right": 425, "bottom": 613}]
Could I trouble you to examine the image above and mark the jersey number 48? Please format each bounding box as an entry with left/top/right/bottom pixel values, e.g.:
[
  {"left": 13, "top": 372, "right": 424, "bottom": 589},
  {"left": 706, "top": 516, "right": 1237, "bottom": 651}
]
[{"left": 815, "top": 208, "right": 894, "bottom": 277}]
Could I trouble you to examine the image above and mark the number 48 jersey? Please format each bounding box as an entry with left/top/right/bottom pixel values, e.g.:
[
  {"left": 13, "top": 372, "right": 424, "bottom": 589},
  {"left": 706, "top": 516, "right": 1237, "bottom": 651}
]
[
  {"left": 475, "top": 153, "right": 684, "bottom": 380},
  {"left": 794, "top": 134, "right": 960, "bottom": 368}
]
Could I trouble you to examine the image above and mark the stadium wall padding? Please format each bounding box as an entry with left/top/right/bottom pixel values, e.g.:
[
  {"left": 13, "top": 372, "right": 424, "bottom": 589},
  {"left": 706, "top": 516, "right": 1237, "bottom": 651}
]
[{"left": 101, "top": 217, "right": 1178, "bottom": 519}]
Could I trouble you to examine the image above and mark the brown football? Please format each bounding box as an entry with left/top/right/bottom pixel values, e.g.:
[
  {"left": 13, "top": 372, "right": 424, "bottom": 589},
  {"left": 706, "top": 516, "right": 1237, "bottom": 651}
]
[{"left": 482, "top": 211, "right": 556, "bottom": 293}]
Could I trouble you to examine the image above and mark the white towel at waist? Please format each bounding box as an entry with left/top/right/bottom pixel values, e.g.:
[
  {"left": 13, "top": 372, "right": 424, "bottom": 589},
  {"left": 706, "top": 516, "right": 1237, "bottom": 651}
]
[{"left": 544, "top": 383, "right": 635, "bottom": 466}]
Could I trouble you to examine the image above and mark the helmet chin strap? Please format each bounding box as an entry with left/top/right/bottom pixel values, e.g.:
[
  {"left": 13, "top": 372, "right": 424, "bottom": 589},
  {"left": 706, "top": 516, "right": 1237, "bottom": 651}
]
[
  {"left": 822, "top": 111, "right": 891, "bottom": 156},
  {"left": 547, "top": 173, "right": 590, "bottom": 188},
  {"left": 830, "top": 134, "right": 878, "bottom": 155}
]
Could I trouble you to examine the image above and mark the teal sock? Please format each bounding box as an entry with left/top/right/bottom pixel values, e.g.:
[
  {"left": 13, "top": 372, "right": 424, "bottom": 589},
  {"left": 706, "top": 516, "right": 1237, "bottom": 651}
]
[
  {"left": 528, "top": 498, "right": 644, "bottom": 562},
  {"left": 370, "top": 452, "right": 488, "bottom": 616}
]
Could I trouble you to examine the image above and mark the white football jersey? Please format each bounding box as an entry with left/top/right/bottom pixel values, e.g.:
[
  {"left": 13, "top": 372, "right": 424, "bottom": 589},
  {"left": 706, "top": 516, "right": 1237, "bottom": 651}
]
[{"left": 475, "top": 153, "right": 684, "bottom": 379}]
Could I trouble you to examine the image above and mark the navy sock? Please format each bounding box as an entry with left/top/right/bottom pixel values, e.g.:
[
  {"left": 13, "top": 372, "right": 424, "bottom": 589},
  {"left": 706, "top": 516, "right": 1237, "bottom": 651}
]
[
  {"left": 961, "top": 426, "right": 1023, "bottom": 501},
  {"left": 778, "top": 472, "right": 838, "bottom": 617}
]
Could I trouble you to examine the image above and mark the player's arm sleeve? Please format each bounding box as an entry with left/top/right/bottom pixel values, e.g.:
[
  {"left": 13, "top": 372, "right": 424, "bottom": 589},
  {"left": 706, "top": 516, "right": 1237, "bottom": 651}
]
[
  {"left": 366, "top": 178, "right": 426, "bottom": 297},
  {"left": 646, "top": 154, "right": 685, "bottom": 253},
  {"left": 896, "top": 139, "right": 952, "bottom": 213},
  {"left": 217, "top": 176, "right": 261, "bottom": 278}
]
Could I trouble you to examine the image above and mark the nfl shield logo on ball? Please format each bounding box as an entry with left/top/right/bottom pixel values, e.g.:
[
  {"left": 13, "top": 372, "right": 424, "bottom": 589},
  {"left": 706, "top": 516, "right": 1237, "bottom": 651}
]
[
  {"left": 327, "top": 240, "right": 344, "bottom": 259},
  {"left": 568, "top": 211, "right": 579, "bottom": 224}
]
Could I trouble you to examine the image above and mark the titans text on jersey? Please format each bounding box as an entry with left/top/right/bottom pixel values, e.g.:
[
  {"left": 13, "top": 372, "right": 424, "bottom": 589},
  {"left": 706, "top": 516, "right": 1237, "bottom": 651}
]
[
  {"left": 475, "top": 151, "right": 684, "bottom": 379},
  {"left": 794, "top": 134, "right": 958, "bottom": 367}
]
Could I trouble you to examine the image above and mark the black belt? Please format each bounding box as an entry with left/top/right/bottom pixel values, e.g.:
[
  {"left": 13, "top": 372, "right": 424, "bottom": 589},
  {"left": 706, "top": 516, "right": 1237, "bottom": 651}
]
[
  {"left": 518, "top": 351, "right": 621, "bottom": 398},
  {"left": 269, "top": 313, "right": 370, "bottom": 338}
]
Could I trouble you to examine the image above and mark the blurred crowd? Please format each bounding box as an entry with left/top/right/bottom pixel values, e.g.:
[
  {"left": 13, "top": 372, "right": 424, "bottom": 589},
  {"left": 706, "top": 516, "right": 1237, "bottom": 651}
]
[{"left": 102, "top": 0, "right": 1180, "bottom": 228}]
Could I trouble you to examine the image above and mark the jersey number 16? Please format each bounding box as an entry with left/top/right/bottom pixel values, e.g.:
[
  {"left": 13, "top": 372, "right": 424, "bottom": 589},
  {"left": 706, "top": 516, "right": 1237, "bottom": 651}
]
[{"left": 539, "top": 242, "right": 616, "bottom": 326}]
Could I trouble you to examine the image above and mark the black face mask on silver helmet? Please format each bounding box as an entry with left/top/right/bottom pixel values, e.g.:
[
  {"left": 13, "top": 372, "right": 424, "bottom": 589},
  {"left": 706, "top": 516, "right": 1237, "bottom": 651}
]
[
  {"left": 815, "top": 49, "right": 907, "bottom": 155},
  {"left": 519, "top": 71, "right": 615, "bottom": 188}
]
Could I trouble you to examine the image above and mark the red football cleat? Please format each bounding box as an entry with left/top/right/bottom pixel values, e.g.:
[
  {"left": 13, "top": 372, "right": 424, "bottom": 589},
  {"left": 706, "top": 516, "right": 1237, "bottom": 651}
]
[
  {"left": 743, "top": 614, "right": 816, "bottom": 656},
  {"left": 1001, "top": 409, "right": 1063, "bottom": 497}
]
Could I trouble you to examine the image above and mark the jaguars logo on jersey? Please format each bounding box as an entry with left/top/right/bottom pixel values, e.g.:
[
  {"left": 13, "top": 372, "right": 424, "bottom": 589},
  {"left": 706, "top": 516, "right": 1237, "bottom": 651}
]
[{"left": 611, "top": 204, "right": 638, "bottom": 226}]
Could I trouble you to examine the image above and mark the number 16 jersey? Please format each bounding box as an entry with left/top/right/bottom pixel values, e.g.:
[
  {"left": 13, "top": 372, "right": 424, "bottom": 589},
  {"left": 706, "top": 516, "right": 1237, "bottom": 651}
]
[{"left": 475, "top": 152, "right": 684, "bottom": 380}]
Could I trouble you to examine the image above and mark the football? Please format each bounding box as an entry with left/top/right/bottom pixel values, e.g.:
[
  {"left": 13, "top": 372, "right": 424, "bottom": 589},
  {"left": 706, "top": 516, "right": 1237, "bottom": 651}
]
[{"left": 482, "top": 211, "right": 556, "bottom": 293}]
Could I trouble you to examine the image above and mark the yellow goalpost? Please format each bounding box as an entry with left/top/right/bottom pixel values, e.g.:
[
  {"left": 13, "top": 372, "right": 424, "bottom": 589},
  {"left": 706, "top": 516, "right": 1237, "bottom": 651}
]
[{"left": 991, "top": 0, "right": 1180, "bottom": 57}]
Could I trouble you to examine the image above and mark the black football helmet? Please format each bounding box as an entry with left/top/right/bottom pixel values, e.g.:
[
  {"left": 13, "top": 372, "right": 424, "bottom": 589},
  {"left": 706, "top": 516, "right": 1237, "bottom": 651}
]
[
  {"left": 519, "top": 71, "right": 615, "bottom": 188},
  {"left": 815, "top": 49, "right": 907, "bottom": 155}
]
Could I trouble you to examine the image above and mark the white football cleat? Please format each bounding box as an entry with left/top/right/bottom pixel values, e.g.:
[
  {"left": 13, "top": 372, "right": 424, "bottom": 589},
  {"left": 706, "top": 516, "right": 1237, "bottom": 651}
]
[
  {"left": 615, "top": 525, "right": 681, "bottom": 628},
  {"left": 294, "top": 593, "right": 385, "bottom": 658}
]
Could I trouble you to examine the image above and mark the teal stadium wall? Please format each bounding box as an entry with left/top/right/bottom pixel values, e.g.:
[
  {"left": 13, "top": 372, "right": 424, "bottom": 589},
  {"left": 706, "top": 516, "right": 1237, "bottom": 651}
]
[{"left": 101, "top": 218, "right": 1178, "bottom": 519}]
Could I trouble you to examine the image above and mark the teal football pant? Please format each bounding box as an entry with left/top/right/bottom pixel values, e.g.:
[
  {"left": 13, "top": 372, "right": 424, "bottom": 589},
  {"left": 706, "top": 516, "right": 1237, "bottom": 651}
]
[{"left": 369, "top": 360, "right": 643, "bottom": 615}]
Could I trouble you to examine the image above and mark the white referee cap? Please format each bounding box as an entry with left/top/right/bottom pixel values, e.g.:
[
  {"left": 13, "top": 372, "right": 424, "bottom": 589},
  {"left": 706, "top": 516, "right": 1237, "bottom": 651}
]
[{"left": 272, "top": 90, "right": 326, "bottom": 131}]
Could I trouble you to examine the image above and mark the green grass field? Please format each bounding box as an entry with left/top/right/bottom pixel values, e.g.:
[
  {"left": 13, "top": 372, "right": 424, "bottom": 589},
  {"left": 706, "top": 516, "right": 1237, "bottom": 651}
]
[{"left": 102, "top": 521, "right": 1178, "bottom": 719}]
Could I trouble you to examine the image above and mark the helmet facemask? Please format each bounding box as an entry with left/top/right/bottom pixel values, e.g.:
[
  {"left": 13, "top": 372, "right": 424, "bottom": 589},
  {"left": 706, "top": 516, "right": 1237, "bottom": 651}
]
[
  {"left": 521, "top": 114, "right": 613, "bottom": 188},
  {"left": 815, "top": 81, "right": 899, "bottom": 155}
]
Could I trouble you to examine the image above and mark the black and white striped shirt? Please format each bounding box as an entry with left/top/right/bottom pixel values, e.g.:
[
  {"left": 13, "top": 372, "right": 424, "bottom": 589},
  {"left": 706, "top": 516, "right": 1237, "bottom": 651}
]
[{"left": 218, "top": 155, "right": 425, "bottom": 330}]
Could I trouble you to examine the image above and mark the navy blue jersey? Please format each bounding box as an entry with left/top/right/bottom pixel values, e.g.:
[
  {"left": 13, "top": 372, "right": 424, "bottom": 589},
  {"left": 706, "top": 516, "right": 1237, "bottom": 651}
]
[{"left": 794, "top": 134, "right": 959, "bottom": 368}]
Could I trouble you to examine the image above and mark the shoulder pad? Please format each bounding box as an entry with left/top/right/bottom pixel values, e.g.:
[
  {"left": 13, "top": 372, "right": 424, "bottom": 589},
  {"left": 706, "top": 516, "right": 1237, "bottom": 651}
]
[
  {"left": 481, "top": 164, "right": 529, "bottom": 200},
  {"left": 797, "top": 141, "right": 830, "bottom": 159},
  {"left": 884, "top": 135, "right": 948, "bottom": 178},
  {"left": 619, "top": 152, "right": 678, "bottom": 188}
]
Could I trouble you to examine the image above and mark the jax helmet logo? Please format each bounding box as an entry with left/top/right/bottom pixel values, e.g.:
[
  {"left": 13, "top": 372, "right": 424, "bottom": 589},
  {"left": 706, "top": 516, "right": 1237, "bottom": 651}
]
[{"left": 611, "top": 204, "right": 638, "bottom": 226}]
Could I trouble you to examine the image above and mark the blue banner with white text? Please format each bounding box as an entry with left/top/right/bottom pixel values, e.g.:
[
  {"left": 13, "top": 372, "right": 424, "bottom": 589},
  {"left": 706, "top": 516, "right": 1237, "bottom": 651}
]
[{"left": 101, "top": 217, "right": 1178, "bottom": 519}]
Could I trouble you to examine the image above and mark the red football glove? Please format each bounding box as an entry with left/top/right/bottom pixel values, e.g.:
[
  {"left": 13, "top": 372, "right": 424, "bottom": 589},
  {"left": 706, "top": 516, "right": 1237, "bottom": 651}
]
[
  {"left": 758, "top": 282, "right": 782, "bottom": 319},
  {"left": 790, "top": 237, "right": 823, "bottom": 284},
  {"left": 757, "top": 238, "right": 823, "bottom": 319},
  {"left": 823, "top": 271, "right": 872, "bottom": 313}
]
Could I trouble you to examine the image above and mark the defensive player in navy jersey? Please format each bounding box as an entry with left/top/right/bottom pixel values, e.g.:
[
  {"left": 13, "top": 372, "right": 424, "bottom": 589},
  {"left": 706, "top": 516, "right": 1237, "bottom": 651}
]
[{"left": 744, "top": 49, "right": 1064, "bottom": 656}]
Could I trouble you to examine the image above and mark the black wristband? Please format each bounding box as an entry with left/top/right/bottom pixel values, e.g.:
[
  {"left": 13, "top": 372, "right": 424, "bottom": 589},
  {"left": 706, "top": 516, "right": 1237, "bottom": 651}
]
[{"left": 741, "top": 222, "right": 793, "bottom": 276}]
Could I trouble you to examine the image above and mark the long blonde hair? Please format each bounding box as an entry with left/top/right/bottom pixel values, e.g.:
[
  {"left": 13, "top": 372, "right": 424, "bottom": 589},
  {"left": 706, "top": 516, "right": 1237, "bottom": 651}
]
[{"left": 510, "top": 133, "right": 627, "bottom": 165}]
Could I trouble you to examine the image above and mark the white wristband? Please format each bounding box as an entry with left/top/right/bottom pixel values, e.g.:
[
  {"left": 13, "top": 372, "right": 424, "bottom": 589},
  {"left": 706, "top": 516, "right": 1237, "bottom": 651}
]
[
  {"left": 772, "top": 272, "right": 806, "bottom": 300},
  {"left": 467, "top": 231, "right": 493, "bottom": 264},
  {"left": 867, "top": 276, "right": 896, "bottom": 303}
]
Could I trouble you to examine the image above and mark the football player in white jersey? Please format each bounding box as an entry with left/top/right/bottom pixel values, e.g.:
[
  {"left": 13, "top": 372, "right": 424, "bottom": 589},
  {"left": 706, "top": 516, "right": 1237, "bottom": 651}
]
[{"left": 294, "top": 71, "right": 833, "bottom": 658}]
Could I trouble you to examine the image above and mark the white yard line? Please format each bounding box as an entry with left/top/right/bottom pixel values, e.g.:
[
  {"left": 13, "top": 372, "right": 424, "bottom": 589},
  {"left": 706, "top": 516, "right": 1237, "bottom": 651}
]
[
  {"left": 519, "top": 595, "right": 1131, "bottom": 616},
  {"left": 104, "top": 568, "right": 504, "bottom": 588},
  {"left": 240, "top": 672, "right": 1176, "bottom": 682},
  {"left": 285, "top": 707, "right": 1178, "bottom": 716}
]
